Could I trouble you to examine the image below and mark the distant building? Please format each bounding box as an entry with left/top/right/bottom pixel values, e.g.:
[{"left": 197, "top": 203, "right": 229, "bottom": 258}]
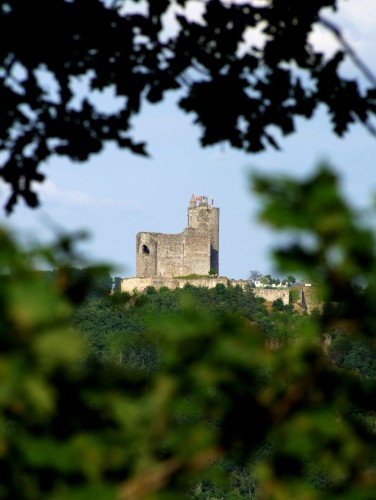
[
  {"left": 254, "top": 280, "right": 289, "bottom": 288},
  {"left": 136, "top": 195, "right": 219, "bottom": 278},
  {"left": 299, "top": 279, "right": 312, "bottom": 287}
]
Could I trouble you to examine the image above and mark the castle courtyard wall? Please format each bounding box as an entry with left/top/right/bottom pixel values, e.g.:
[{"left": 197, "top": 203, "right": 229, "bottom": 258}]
[
  {"left": 120, "top": 277, "right": 290, "bottom": 306},
  {"left": 254, "top": 288, "right": 290, "bottom": 305},
  {"left": 121, "top": 276, "right": 230, "bottom": 293}
]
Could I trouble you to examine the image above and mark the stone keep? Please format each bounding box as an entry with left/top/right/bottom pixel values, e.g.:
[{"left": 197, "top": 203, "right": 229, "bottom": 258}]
[{"left": 136, "top": 195, "right": 219, "bottom": 277}]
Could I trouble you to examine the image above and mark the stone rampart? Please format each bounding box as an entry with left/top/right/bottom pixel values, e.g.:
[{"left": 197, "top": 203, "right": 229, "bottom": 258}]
[
  {"left": 121, "top": 276, "right": 229, "bottom": 293},
  {"left": 301, "top": 286, "right": 322, "bottom": 313},
  {"left": 253, "top": 288, "right": 290, "bottom": 306},
  {"left": 120, "top": 277, "right": 290, "bottom": 306}
]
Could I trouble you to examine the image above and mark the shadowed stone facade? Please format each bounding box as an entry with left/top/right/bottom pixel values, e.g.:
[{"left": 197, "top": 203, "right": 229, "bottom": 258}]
[{"left": 136, "top": 195, "right": 219, "bottom": 278}]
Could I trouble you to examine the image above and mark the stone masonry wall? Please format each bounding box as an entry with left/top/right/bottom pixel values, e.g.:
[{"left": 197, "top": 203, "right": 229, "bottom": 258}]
[
  {"left": 136, "top": 232, "right": 158, "bottom": 278},
  {"left": 121, "top": 276, "right": 229, "bottom": 293},
  {"left": 136, "top": 230, "right": 211, "bottom": 278},
  {"left": 253, "top": 287, "right": 290, "bottom": 305},
  {"left": 301, "top": 286, "right": 322, "bottom": 313},
  {"left": 120, "top": 277, "right": 290, "bottom": 306}
]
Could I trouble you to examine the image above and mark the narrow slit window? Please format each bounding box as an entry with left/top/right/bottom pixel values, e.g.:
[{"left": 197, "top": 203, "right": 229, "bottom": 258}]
[{"left": 142, "top": 244, "right": 150, "bottom": 255}]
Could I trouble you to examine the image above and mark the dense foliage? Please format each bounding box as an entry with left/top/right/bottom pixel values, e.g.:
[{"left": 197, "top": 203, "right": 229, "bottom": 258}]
[
  {"left": 71, "top": 282, "right": 269, "bottom": 370},
  {"left": 1, "top": 162, "right": 376, "bottom": 498},
  {"left": 1, "top": 0, "right": 375, "bottom": 211}
]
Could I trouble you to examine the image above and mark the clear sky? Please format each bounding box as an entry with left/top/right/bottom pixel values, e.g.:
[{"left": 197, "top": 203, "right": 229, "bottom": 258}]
[{"left": 2, "top": 0, "right": 376, "bottom": 279}]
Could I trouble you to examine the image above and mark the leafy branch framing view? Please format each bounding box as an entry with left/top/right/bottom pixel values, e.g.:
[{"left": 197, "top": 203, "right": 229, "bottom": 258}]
[
  {"left": 0, "top": 1, "right": 376, "bottom": 499},
  {"left": 1, "top": 0, "right": 375, "bottom": 212}
]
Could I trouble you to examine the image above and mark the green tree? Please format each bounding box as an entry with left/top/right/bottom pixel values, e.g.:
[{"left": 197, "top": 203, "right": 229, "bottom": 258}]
[
  {"left": 1, "top": 0, "right": 375, "bottom": 212},
  {"left": 329, "top": 333, "right": 376, "bottom": 379},
  {"left": 113, "top": 276, "right": 122, "bottom": 294},
  {"left": 249, "top": 270, "right": 263, "bottom": 283},
  {"left": 272, "top": 298, "right": 285, "bottom": 311},
  {"left": 260, "top": 275, "right": 271, "bottom": 286},
  {"left": 0, "top": 230, "right": 157, "bottom": 498}
]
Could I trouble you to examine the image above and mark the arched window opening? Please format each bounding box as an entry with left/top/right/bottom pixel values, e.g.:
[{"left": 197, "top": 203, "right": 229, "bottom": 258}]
[{"left": 142, "top": 244, "right": 150, "bottom": 255}]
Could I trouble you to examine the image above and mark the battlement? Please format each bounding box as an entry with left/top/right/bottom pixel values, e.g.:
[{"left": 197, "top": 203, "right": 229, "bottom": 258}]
[{"left": 136, "top": 195, "right": 219, "bottom": 278}]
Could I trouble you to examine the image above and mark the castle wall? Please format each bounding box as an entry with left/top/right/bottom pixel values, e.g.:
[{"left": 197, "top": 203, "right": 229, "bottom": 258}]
[
  {"left": 182, "top": 228, "right": 211, "bottom": 275},
  {"left": 301, "top": 287, "right": 322, "bottom": 314},
  {"left": 120, "top": 277, "right": 290, "bottom": 306},
  {"left": 209, "top": 208, "right": 219, "bottom": 272},
  {"left": 254, "top": 288, "right": 290, "bottom": 305},
  {"left": 121, "top": 276, "right": 229, "bottom": 293},
  {"left": 136, "top": 232, "right": 158, "bottom": 278},
  {"left": 154, "top": 233, "right": 183, "bottom": 277}
]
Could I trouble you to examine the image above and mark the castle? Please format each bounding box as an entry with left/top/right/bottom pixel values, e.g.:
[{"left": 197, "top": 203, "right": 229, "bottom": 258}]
[
  {"left": 120, "top": 196, "right": 300, "bottom": 309},
  {"left": 136, "top": 195, "right": 219, "bottom": 278}
]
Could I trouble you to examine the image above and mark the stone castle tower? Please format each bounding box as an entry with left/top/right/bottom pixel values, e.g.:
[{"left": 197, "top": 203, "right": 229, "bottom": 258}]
[{"left": 136, "top": 195, "right": 219, "bottom": 278}]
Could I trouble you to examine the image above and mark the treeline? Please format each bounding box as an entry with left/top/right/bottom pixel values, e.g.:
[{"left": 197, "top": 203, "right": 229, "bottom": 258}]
[
  {"left": 70, "top": 279, "right": 376, "bottom": 383},
  {"left": 71, "top": 283, "right": 266, "bottom": 366},
  {"left": 71, "top": 282, "right": 295, "bottom": 361}
]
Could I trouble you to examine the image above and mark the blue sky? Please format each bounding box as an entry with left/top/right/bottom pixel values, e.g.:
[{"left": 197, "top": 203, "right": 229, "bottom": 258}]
[{"left": 2, "top": 0, "right": 376, "bottom": 279}]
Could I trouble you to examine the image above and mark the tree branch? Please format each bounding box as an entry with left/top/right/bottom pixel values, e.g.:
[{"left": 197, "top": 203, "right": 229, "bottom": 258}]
[{"left": 319, "top": 15, "right": 376, "bottom": 87}]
